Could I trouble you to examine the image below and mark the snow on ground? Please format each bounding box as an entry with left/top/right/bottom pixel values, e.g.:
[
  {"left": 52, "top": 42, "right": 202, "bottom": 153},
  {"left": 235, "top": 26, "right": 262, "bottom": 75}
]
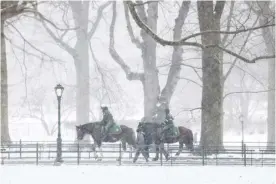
[{"left": 0, "top": 165, "right": 275, "bottom": 184}]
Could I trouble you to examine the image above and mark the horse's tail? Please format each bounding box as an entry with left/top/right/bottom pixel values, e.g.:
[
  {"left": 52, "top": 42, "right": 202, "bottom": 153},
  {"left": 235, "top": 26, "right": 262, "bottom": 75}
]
[
  {"left": 188, "top": 129, "right": 194, "bottom": 151},
  {"left": 121, "top": 125, "right": 137, "bottom": 149}
]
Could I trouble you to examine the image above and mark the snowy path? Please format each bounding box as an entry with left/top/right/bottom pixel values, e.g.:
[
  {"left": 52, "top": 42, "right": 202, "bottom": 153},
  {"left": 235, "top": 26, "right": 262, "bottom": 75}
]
[{"left": 0, "top": 165, "right": 275, "bottom": 184}]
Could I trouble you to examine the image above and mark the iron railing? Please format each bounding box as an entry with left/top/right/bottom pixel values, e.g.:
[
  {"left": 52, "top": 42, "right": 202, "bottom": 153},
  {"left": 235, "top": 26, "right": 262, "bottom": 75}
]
[{"left": 1, "top": 141, "right": 275, "bottom": 166}]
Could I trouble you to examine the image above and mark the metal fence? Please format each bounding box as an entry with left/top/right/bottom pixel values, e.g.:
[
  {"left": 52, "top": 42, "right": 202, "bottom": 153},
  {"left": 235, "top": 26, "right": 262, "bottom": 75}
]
[{"left": 1, "top": 141, "right": 275, "bottom": 166}]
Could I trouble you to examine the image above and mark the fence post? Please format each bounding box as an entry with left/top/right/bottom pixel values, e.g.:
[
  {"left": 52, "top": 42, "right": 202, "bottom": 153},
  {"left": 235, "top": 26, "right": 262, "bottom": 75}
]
[
  {"left": 8, "top": 145, "right": 10, "bottom": 159},
  {"left": 243, "top": 143, "right": 247, "bottom": 166},
  {"left": 77, "top": 142, "right": 80, "bottom": 165},
  {"left": 36, "top": 143, "right": 39, "bottom": 165},
  {"left": 19, "top": 139, "right": 22, "bottom": 159},
  {"left": 160, "top": 145, "right": 163, "bottom": 166},
  {"left": 119, "top": 143, "right": 122, "bottom": 166},
  {"left": 202, "top": 146, "right": 205, "bottom": 166},
  {"left": 129, "top": 147, "right": 132, "bottom": 159},
  {"left": 261, "top": 150, "right": 264, "bottom": 167},
  {"left": 170, "top": 147, "right": 173, "bottom": 166},
  {"left": 215, "top": 149, "right": 218, "bottom": 166},
  {"left": 251, "top": 150, "right": 253, "bottom": 166}
]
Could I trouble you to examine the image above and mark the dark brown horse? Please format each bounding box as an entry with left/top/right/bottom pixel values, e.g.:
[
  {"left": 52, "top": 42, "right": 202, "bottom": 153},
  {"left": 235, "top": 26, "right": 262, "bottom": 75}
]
[
  {"left": 136, "top": 122, "right": 194, "bottom": 161},
  {"left": 76, "top": 122, "right": 136, "bottom": 161}
]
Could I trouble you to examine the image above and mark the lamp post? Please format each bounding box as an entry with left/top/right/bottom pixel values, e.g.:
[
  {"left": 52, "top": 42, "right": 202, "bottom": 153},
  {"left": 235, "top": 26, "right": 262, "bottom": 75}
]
[{"left": 55, "top": 84, "right": 64, "bottom": 164}]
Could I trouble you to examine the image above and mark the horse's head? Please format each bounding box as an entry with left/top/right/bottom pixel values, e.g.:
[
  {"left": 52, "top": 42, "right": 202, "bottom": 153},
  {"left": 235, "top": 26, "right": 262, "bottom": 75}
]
[
  {"left": 75, "top": 125, "right": 86, "bottom": 140},
  {"left": 136, "top": 122, "right": 146, "bottom": 133}
]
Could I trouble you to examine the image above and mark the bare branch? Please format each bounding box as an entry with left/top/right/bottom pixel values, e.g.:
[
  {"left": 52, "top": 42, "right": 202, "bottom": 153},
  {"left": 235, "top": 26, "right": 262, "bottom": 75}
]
[
  {"left": 123, "top": 2, "right": 142, "bottom": 49},
  {"left": 175, "top": 107, "right": 202, "bottom": 117},
  {"left": 211, "top": 44, "right": 275, "bottom": 63},
  {"left": 87, "top": 1, "right": 112, "bottom": 39},
  {"left": 223, "top": 89, "right": 275, "bottom": 100},
  {"left": 159, "top": 0, "right": 191, "bottom": 104},
  {"left": 222, "top": 1, "right": 235, "bottom": 45},
  {"left": 178, "top": 77, "right": 202, "bottom": 87},
  {"left": 171, "top": 23, "right": 275, "bottom": 43},
  {"left": 23, "top": 8, "right": 79, "bottom": 31},
  {"left": 223, "top": 14, "right": 260, "bottom": 82},
  {"left": 126, "top": 1, "right": 201, "bottom": 47},
  {"left": 109, "top": 2, "right": 144, "bottom": 81},
  {"left": 127, "top": 1, "right": 275, "bottom": 46},
  {"left": 41, "top": 20, "right": 77, "bottom": 56},
  {"left": 7, "top": 22, "right": 67, "bottom": 62}
]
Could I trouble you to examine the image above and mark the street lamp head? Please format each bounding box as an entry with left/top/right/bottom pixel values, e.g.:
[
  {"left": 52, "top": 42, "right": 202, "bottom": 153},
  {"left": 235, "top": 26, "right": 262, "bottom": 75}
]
[
  {"left": 55, "top": 84, "right": 64, "bottom": 98},
  {"left": 239, "top": 114, "right": 244, "bottom": 122}
]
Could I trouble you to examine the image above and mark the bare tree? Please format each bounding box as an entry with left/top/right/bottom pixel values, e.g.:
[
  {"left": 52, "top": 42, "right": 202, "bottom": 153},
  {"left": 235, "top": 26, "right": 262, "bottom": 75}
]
[
  {"left": 109, "top": 1, "right": 191, "bottom": 122},
  {"left": 126, "top": 0, "right": 275, "bottom": 150},
  {"left": 1, "top": 1, "right": 38, "bottom": 143},
  {"left": 40, "top": 1, "right": 111, "bottom": 126},
  {"left": 256, "top": 1, "right": 275, "bottom": 150}
]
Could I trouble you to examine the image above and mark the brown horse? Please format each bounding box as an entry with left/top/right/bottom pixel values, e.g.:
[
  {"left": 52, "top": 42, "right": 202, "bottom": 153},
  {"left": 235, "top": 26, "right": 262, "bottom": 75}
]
[
  {"left": 76, "top": 122, "right": 136, "bottom": 161},
  {"left": 136, "top": 122, "right": 194, "bottom": 161}
]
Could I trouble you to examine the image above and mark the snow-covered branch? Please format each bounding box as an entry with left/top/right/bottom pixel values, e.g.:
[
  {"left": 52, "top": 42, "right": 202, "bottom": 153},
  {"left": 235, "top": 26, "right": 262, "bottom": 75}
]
[
  {"left": 223, "top": 89, "right": 275, "bottom": 100},
  {"left": 87, "top": 1, "right": 112, "bottom": 39},
  {"left": 123, "top": 2, "right": 142, "bottom": 49},
  {"left": 126, "top": 1, "right": 275, "bottom": 63},
  {"left": 109, "top": 2, "right": 144, "bottom": 81}
]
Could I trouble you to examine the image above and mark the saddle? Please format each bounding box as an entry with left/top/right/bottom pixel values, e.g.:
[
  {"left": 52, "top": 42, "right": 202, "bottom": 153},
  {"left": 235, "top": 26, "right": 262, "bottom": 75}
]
[
  {"left": 164, "top": 126, "right": 179, "bottom": 137},
  {"left": 107, "top": 123, "right": 122, "bottom": 135}
]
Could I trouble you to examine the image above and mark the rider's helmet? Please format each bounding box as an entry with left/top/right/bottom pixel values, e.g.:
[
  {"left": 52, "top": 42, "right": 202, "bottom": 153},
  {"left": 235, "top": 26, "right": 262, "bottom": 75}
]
[{"left": 101, "top": 106, "right": 108, "bottom": 112}]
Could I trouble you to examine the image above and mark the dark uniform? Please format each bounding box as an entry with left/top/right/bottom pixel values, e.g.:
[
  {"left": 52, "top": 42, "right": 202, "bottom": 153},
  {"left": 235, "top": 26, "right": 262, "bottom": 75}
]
[
  {"left": 100, "top": 106, "right": 115, "bottom": 140},
  {"left": 161, "top": 108, "right": 174, "bottom": 140}
]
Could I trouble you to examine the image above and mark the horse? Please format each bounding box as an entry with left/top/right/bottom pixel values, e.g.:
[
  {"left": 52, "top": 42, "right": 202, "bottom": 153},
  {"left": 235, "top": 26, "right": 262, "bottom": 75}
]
[
  {"left": 76, "top": 121, "right": 136, "bottom": 161},
  {"left": 136, "top": 122, "right": 194, "bottom": 161}
]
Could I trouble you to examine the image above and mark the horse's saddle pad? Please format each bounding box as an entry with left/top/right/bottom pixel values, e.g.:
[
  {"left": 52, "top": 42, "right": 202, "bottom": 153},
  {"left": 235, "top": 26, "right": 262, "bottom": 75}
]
[
  {"left": 169, "top": 126, "right": 179, "bottom": 137},
  {"left": 109, "top": 124, "right": 122, "bottom": 134}
]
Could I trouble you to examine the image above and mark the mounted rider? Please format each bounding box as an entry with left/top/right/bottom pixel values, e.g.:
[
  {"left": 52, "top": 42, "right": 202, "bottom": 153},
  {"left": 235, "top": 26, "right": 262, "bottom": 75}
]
[
  {"left": 161, "top": 108, "right": 174, "bottom": 140},
  {"left": 100, "top": 106, "right": 115, "bottom": 141}
]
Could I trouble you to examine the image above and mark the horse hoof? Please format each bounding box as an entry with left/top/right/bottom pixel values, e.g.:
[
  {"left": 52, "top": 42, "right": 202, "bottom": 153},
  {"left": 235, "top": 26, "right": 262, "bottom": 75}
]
[
  {"left": 96, "top": 158, "right": 102, "bottom": 161},
  {"left": 116, "top": 158, "right": 121, "bottom": 161}
]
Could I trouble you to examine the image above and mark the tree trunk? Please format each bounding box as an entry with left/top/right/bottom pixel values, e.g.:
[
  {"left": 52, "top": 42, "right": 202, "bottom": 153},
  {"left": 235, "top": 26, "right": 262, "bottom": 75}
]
[
  {"left": 1, "top": 20, "right": 11, "bottom": 143},
  {"left": 156, "top": 1, "right": 190, "bottom": 122},
  {"left": 74, "top": 41, "right": 89, "bottom": 125},
  {"left": 70, "top": 2, "right": 90, "bottom": 126},
  {"left": 258, "top": 1, "right": 275, "bottom": 150},
  {"left": 198, "top": 1, "right": 225, "bottom": 151},
  {"left": 140, "top": 2, "right": 160, "bottom": 121}
]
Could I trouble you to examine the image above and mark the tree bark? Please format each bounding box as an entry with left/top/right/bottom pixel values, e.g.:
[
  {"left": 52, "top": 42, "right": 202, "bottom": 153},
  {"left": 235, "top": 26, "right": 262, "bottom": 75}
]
[
  {"left": 70, "top": 1, "right": 90, "bottom": 125},
  {"left": 258, "top": 1, "right": 275, "bottom": 150},
  {"left": 1, "top": 19, "right": 11, "bottom": 143},
  {"left": 198, "top": 1, "right": 225, "bottom": 151},
  {"left": 139, "top": 2, "right": 160, "bottom": 121}
]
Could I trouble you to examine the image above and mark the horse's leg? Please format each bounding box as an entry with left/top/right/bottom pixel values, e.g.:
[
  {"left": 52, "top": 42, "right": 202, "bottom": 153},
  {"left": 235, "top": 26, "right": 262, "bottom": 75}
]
[
  {"left": 160, "top": 143, "right": 169, "bottom": 161},
  {"left": 94, "top": 141, "right": 103, "bottom": 161},
  {"left": 152, "top": 145, "right": 160, "bottom": 161},
  {"left": 99, "top": 146, "right": 103, "bottom": 158},
  {"left": 91, "top": 143, "right": 99, "bottom": 159},
  {"left": 175, "top": 141, "right": 184, "bottom": 157},
  {"left": 117, "top": 140, "right": 126, "bottom": 161}
]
